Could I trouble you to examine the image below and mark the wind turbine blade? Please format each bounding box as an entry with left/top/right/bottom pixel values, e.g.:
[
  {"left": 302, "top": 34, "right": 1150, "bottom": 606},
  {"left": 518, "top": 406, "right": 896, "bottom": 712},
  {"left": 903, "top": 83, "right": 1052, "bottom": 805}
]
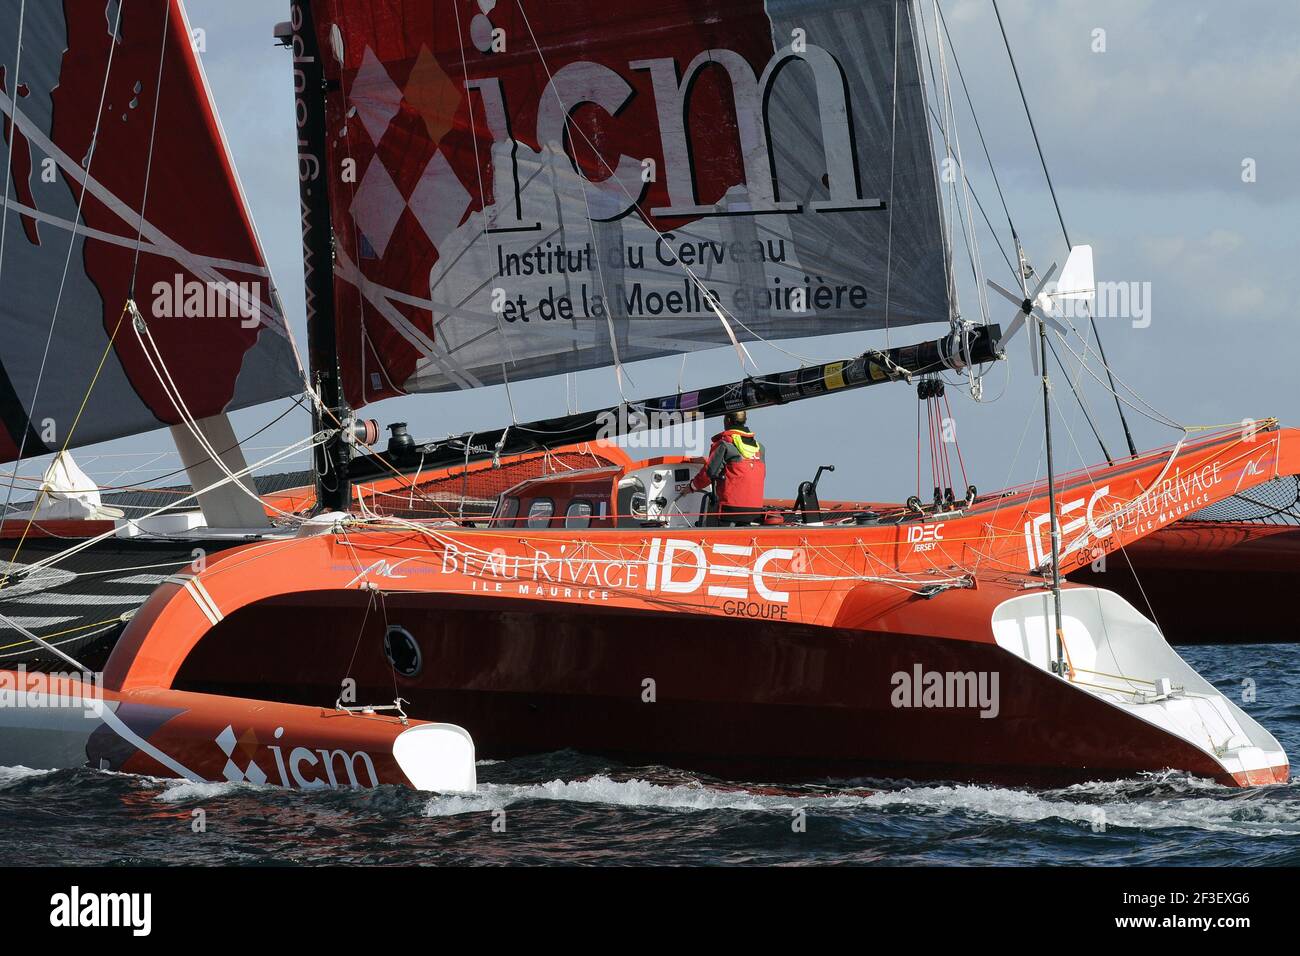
[
  {"left": 1032, "top": 307, "right": 1069, "bottom": 338},
  {"left": 996, "top": 313, "right": 1027, "bottom": 351},
  {"left": 1029, "top": 262, "right": 1059, "bottom": 300},
  {"left": 987, "top": 279, "right": 1025, "bottom": 310}
]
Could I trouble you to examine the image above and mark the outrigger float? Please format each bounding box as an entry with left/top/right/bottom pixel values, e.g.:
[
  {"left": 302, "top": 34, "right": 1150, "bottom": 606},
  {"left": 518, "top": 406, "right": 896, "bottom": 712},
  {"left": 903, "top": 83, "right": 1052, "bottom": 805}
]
[
  {"left": 0, "top": 670, "right": 475, "bottom": 792},
  {"left": 0, "top": 0, "right": 1290, "bottom": 789}
]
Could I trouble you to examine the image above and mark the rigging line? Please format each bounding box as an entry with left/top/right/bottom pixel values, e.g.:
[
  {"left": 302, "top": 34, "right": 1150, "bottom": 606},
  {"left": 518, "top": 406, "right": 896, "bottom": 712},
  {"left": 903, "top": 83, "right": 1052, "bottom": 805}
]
[
  {"left": 511, "top": 0, "right": 798, "bottom": 374},
  {"left": 916, "top": 0, "right": 959, "bottom": 315},
  {"left": 989, "top": 0, "right": 1138, "bottom": 458},
  {"left": 0, "top": 618, "right": 125, "bottom": 657},
  {"left": 910, "top": 1, "right": 956, "bottom": 319},
  {"left": 327, "top": 7, "right": 407, "bottom": 405},
  {"left": 931, "top": 0, "right": 990, "bottom": 328},
  {"left": 0, "top": 609, "right": 91, "bottom": 674},
  {"left": 311, "top": 400, "right": 446, "bottom": 511},
  {"left": 133, "top": 319, "right": 308, "bottom": 521},
  {"left": 942, "top": 391, "right": 969, "bottom": 489},
  {"left": 452, "top": 0, "right": 519, "bottom": 384},
  {"left": 500, "top": 361, "right": 519, "bottom": 425},
  {"left": 915, "top": 1, "right": 977, "bottom": 323},
  {"left": 882, "top": 1, "right": 900, "bottom": 348},
  {"left": 930, "top": 4, "right": 987, "bottom": 332},
  {"left": 83, "top": 449, "right": 170, "bottom": 490},
  {"left": 128, "top": 0, "right": 171, "bottom": 298},
  {"left": 0, "top": 0, "right": 26, "bottom": 321},
  {"left": 935, "top": 1, "right": 1109, "bottom": 458},
  {"left": 936, "top": 2, "right": 1015, "bottom": 239},
  {"left": 1044, "top": 327, "right": 1111, "bottom": 462},
  {"left": 1052, "top": 326, "right": 1182, "bottom": 430},
  {"left": 514, "top": 0, "right": 631, "bottom": 399},
  {"left": 1045, "top": 386, "right": 1165, "bottom": 632},
  {"left": 922, "top": 100, "right": 1016, "bottom": 284},
  {"left": 3, "top": 302, "right": 145, "bottom": 579},
  {"left": 0, "top": 0, "right": 124, "bottom": 543},
  {"left": 915, "top": 394, "right": 922, "bottom": 498},
  {"left": 48, "top": 395, "right": 309, "bottom": 497},
  {"left": 298, "top": 4, "right": 415, "bottom": 402},
  {"left": 10, "top": 430, "right": 329, "bottom": 579},
  {"left": 989, "top": 0, "right": 1068, "bottom": 248}
]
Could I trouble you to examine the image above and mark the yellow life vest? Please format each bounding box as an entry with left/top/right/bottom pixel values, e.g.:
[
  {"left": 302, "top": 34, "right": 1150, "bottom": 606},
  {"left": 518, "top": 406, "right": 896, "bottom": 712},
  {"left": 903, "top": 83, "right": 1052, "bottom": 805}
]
[{"left": 728, "top": 430, "right": 762, "bottom": 460}]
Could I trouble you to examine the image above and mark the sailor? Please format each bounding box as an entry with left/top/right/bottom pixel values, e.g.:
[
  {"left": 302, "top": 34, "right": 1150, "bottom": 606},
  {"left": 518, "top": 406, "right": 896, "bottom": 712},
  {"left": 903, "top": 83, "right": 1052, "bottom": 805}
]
[{"left": 688, "top": 410, "right": 767, "bottom": 525}]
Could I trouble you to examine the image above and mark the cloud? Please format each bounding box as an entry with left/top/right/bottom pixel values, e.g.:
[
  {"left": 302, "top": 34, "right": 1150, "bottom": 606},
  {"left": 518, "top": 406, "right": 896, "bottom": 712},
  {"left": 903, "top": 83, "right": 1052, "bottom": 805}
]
[{"left": 936, "top": 0, "right": 1300, "bottom": 202}]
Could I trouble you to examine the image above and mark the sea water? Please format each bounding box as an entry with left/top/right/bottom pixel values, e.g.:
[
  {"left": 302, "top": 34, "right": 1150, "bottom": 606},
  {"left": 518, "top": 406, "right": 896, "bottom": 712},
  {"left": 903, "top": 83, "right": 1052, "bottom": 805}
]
[{"left": 3, "top": 644, "right": 1297, "bottom": 866}]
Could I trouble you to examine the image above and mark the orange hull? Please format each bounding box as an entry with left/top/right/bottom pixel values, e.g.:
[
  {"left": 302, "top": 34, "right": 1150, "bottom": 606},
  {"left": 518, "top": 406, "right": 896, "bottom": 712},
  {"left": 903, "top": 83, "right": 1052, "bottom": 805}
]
[
  {"left": 85, "top": 425, "right": 1297, "bottom": 787},
  {"left": 1070, "top": 520, "right": 1300, "bottom": 644},
  {"left": 0, "top": 670, "right": 476, "bottom": 792}
]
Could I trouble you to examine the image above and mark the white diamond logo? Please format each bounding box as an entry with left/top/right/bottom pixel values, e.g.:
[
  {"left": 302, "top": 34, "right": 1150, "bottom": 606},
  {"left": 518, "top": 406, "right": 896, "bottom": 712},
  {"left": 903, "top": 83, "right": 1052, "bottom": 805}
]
[
  {"left": 351, "top": 160, "right": 407, "bottom": 259},
  {"left": 215, "top": 724, "right": 269, "bottom": 785},
  {"left": 215, "top": 725, "right": 237, "bottom": 756},
  {"left": 351, "top": 47, "right": 403, "bottom": 145},
  {"left": 408, "top": 150, "right": 471, "bottom": 250}
]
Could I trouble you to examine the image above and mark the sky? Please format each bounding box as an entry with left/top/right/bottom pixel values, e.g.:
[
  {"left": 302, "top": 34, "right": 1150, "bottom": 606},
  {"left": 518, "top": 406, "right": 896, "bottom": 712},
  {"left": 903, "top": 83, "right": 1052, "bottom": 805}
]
[{"left": 36, "top": 0, "right": 1300, "bottom": 505}]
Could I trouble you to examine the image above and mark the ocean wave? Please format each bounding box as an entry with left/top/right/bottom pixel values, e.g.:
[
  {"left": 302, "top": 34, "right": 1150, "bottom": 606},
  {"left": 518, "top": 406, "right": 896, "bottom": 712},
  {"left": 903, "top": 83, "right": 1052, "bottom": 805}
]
[
  {"left": 425, "top": 774, "right": 875, "bottom": 816},
  {"left": 0, "top": 765, "right": 52, "bottom": 789},
  {"left": 424, "top": 770, "right": 1300, "bottom": 838},
  {"left": 860, "top": 781, "right": 1300, "bottom": 837}
]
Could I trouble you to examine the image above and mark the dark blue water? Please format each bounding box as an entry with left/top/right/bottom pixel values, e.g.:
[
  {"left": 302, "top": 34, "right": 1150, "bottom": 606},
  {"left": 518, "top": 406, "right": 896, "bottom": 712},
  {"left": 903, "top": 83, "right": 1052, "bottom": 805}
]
[{"left": 3, "top": 644, "right": 1298, "bottom": 866}]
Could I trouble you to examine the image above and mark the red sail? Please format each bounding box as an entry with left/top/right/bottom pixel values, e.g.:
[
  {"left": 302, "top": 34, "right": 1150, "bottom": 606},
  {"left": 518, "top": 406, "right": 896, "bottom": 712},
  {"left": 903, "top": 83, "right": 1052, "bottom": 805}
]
[
  {"left": 311, "top": 0, "right": 948, "bottom": 408},
  {"left": 0, "top": 0, "right": 302, "bottom": 462}
]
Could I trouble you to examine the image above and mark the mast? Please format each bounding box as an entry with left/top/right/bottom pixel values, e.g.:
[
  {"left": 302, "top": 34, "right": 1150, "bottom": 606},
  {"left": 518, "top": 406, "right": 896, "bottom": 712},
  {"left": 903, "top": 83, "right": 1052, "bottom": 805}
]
[
  {"left": 1016, "top": 241, "right": 1066, "bottom": 676},
  {"left": 289, "top": 1, "right": 351, "bottom": 513}
]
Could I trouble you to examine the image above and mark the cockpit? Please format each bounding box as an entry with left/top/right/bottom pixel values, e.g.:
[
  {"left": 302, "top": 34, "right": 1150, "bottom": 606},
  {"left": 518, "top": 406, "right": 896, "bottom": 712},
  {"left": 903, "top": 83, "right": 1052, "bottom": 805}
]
[
  {"left": 489, "top": 458, "right": 708, "bottom": 529},
  {"left": 486, "top": 456, "right": 944, "bottom": 529}
]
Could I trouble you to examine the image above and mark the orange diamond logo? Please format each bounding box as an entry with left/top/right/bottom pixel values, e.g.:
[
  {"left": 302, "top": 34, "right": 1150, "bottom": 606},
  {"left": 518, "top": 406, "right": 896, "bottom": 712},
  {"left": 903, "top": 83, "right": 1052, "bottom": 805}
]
[{"left": 405, "top": 45, "right": 461, "bottom": 145}]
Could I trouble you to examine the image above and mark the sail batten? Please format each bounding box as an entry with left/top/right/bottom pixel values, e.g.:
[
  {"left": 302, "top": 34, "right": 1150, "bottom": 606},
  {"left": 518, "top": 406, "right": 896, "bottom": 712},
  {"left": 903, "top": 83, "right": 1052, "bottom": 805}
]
[
  {"left": 313, "top": 0, "right": 949, "bottom": 409},
  {"left": 0, "top": 0, "right": 303, "bottom": 465}
]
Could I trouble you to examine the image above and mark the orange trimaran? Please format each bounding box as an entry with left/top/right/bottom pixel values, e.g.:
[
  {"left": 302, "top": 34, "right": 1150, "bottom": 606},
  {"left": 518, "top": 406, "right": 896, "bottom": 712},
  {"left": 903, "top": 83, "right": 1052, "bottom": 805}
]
[{"left": 0, "top": 1, "right": 1291, "bottom": 791}]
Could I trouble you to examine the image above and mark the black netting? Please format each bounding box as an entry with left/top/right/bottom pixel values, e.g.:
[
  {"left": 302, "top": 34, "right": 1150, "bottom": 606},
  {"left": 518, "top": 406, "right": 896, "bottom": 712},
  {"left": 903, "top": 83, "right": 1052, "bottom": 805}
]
[{"left": 1186, "top": 475, "right": 1300, "bottom": 525}]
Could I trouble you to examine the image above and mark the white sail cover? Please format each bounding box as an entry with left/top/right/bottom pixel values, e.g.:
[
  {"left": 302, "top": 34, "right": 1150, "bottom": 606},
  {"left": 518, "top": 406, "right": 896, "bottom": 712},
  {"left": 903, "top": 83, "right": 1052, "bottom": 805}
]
[
  {"left": 312, "top": 0, "right": 949, "bottom": 407},
  {"left": 0, "top": 0, "right": 303, "bottom": 463}
]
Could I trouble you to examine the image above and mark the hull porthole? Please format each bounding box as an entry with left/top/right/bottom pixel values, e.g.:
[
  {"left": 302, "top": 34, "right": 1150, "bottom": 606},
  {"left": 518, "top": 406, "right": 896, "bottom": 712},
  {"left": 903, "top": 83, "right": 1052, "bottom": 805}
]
[{"left": 383, "top": 625, "right": 422, "bottom": 677}]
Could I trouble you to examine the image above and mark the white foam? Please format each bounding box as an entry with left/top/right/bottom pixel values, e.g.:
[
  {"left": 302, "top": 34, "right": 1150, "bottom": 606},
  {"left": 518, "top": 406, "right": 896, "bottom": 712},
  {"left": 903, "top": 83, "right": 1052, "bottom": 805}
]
[
  {"left": 424, "top": 772, "right": 1300, "bottom": 836},
  {"left": 862, "top": 783, "right": 1300, "bottom": 837},
  {"left": 156, "top": 778, "right": 263, "bottom": 802},
  {"left": 423, "top": 774, "right": 872, "bottom": 816},
  {"left": 0, "top": 765, "right": 51, "bottom": 788}
]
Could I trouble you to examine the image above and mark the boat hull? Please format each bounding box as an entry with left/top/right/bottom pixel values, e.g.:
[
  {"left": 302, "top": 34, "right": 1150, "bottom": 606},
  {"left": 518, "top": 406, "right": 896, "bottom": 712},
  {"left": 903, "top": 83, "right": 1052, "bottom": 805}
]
[
  {"left": 165, "top": 588, "right": 1282, "bottom": 787},
  {"left": 63, "top": 425, "right": 1300, "bottom": 786},
  {"left": 0, "top": 669, "right": 477, "bottom": 792},
  {"left": 1069, "top": 521, "right": 1300, "bottom": 645}
]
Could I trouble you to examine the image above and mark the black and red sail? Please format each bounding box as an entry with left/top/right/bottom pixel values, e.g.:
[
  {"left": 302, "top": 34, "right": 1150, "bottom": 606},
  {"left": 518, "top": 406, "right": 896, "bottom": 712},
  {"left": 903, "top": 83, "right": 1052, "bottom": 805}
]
[
  {"left": 310, "top": 0, "right": 949, "bottom": 408},
  {"left": 0, "top": 0, "right": 302, "bottom": 462}
]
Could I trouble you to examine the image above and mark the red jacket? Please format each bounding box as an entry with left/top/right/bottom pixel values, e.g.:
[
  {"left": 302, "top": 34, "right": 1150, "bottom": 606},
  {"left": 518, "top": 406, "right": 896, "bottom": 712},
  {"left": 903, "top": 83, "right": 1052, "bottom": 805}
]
[{"left": 691, "top": 429, "right": 766, "bottom": 509}]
